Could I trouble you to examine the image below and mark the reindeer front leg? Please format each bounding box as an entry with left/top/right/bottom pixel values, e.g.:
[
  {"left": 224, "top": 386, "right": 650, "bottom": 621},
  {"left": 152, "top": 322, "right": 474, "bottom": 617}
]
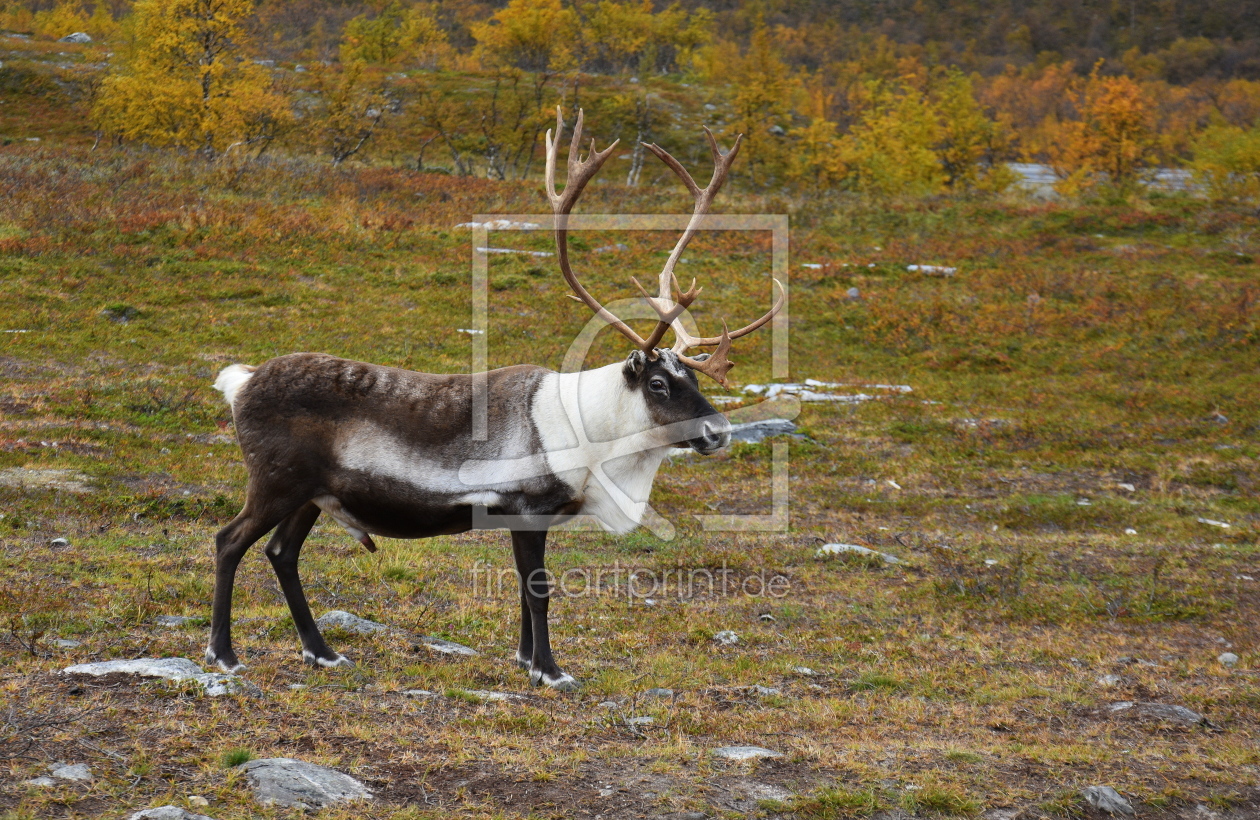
[{"left": 510, "top": 529, "right": 578, "bottom": 691}]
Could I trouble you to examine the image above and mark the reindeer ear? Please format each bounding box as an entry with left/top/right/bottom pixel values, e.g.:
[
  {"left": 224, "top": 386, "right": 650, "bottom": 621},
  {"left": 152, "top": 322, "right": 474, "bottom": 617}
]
[{"left": 623, "top": 350, "right": 648, "bottom": 379}]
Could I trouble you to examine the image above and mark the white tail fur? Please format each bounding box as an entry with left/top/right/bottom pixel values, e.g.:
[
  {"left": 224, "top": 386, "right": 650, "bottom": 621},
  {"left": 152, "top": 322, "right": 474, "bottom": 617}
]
[{"left": 213, "top": 364, "right": 256, "bottom": 409}]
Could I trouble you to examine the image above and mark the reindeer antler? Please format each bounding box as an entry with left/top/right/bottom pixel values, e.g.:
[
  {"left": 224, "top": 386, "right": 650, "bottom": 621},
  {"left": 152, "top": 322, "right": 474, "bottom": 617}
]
[{"left": 546, "top": 107, "right": 785, "bottom": 387}]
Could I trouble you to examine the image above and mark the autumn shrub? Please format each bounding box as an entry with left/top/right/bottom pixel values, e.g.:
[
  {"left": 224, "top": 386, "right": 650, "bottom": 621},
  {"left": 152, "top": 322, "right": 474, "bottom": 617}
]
[
  {"left": 1190, "top": 124, "right": 1260, "bottom": 201},
  {"left": 30, "top": 0, "right": 87, "bottom": 39},
  {"left": 1052, "top": 69, "right": 1156, "bottom": 195},
  {"left": 339, "top": 1, "right": 450, "bottom": 69},
  {"left": 837, "top": 80, "right": 945, "bottom": 197}
]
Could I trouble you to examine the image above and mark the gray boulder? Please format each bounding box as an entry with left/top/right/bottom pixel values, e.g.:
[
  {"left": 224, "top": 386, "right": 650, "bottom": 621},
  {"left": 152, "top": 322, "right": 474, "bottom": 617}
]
[
  {"left": 50, "top": 762, "right": 91, "bottom": 781},
  {"left": 154, "top": 615, "right": 201, "bottom": 628},
  {"left": 728, "top": 419, "right": 802, "bottom": 444},
  {"left": 128, "top": 807, "right": 216, "bottom": 820},
  {"left": 415, "top": 635, "right": 477, "bottom": 656},
  {"left": 238, "top": 758, "right": 372, "bottom": 809},
  {"left": 711, "top": 745, "right": 783, "bottom": 761},
  {"left": 816, "top": 543, "right": 903, "bottom": 564},
  {"left": 63, "top": 657, "right": 258, "bottom": 697},
  {"left": 1081, "top": 785, "right": 1134, "bottom": 816},
  {"left": 315, "top": 610, "right": 388, "bottom": 635},
  {"left": 58, "top": 32, "right": 91, "bottom": 43},
  {"left": 1108, "top": 701, "right": 1207, "bottom": 726}
]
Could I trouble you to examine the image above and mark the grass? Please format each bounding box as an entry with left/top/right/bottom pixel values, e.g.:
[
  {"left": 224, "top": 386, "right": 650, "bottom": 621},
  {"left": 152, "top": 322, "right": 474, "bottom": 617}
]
[{"left": 0, "top": 49, "right": 1257, "bottom": 820}]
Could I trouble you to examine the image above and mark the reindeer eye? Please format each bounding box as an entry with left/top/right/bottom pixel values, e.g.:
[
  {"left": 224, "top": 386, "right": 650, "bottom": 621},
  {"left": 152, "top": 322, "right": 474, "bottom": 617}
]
[{"left": 649, "top": 377, "right": 667, "bottom": 393}]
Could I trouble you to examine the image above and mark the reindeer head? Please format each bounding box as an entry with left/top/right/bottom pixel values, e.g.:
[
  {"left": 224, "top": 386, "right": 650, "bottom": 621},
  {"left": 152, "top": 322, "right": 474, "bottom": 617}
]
[{"left": 543, "top": 108, "right": 784, "bottom": 454}]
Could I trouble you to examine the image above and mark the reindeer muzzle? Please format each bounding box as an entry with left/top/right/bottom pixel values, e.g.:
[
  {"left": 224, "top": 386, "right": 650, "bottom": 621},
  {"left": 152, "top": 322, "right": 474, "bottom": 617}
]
[{"left": 688, "top": 414, "right": 732, "bottom": 455}]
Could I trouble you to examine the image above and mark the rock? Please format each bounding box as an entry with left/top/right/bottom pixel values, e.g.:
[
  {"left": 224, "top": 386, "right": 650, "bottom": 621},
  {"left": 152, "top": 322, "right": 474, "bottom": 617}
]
[
  {"left": 402, "top": 689, "right": 437, "bottom": 698},
  {"left": 66, "top": 658, "right": 200, "bottom": 678},
  {"left": 593, "top": 243, "right": 629, "bottom": 253},
  {"left": 457, "top": 689, "right": 526, "bottom": 703},
  {"left": 63, "top": 658, "right": 259, "bottom": 697},
  {"left": 1108, "top": 701, "right": 1206, "bottom": 726},
  {"left": 1097, "top": 674, "right": 1122, "bottom": 686},
  {"left": 454, "top": 219, "right": 541, "bottom": 230},
  {"left": 1197, "top": 517, "right": 1230, "bottom": 529},
  {"left": 154, "top": 615, "right": 200, "bottom": 628},
  {"left": 127, "top": 807, "right": 216, "bottom": 820},
  {"left": 201, "top": 676, "right": 259, "bottom": 697},
  {"left": 52, "top": 639, "right": 81, "bottom": 648},
  {"left": 50, "top": 762, "right": 92, "bottom": 781},
  {"left": 50, "top": 537, "right": 71, "bottom": 547},
  {"left": 475, "top": 246, "right": 553, "bottom": 257},
  {"left": 907, "top": 263, "right": 957, "bottom": 276},
  {"left": 792, "top": 666, "right": 816, "bottom": 676},
  {"left": 846, "top": 287, "right": 861, "bottom": 299},
  {"left": 0, "top": 468, "right": 93, "bottom": 493},
  {"left": 1124, "top": 528, "right": 1138, "bottom": 535},
  {"left": 728, "top": 419, "right": 802, "bottom": 445},
  {"left": 758, "top": 613, "right": 776, "bottom": 622},
  {"left": 768, "top": 124, "right": 786, "bottom": 136},
  {"left": 815, "top": 543, "right": 903, "bottom": 564},
  {"left": 22, "top": 776, "right": 58, "bottom": 787},
  {"left": 1117, "top": 482, "right": 1136, "bottom": 492},
  {"left": 1218, "top": 652, "right": 1239, "bottom": 667},
  {"left": 643, "top": 687, "right": 674, "bottom": 700},
  {"left": 238, "top": 758, "right": 371, "bottom": 809},
  {"left": 415, "top": 635, "right": 477, "bottom": 656},
  {"left": 1081, "top": 785, "right": 1134, "bottom": 816},
  {"left": 625, "top": 716, "right": 654, "bottom": 726},
  {"left": 714, "top": 630, "right": 740, "bottom": 646},
  {"left": 315, "top": 610, "right": 388, "bottom": 635},
  {"left": 58, "top": 32, "right": 91, "bottom": 43},
  {"left": 710, "top": 745, "right": 783, "bottom": 761},
  {"left": 745, "top": 685, "right": 780, "bottom": 696}
]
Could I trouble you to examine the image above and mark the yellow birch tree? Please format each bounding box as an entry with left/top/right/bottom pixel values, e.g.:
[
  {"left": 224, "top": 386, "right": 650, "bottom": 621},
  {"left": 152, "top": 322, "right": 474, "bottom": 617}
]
[{"left": 93, "top": 0, "right": 289, "bottom": 158}]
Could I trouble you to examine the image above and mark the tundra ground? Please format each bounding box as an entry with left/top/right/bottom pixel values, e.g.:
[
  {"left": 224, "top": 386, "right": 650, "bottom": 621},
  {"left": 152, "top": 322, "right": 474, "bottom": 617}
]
[{"left": 0, "top": 128, "right": 1258, "bottom": 818}]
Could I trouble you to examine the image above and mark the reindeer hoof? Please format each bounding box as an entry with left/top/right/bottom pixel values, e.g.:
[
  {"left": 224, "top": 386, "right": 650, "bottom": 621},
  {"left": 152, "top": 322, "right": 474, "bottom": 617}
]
[
  {"left": 205, "top": 648, "right": 245, "bottom": 674},
  {"left": 530, "top": 668, "right": 580, "bottom": 691},
  {"left": 303, "top": 650, "right": 353, "bottom": 668}
]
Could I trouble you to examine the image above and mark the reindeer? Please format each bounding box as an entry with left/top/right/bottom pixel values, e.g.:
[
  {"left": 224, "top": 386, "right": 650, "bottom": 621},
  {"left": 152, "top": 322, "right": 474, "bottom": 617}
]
[{"left": 206, "top": 109, "right": 785, "bottom": 690}]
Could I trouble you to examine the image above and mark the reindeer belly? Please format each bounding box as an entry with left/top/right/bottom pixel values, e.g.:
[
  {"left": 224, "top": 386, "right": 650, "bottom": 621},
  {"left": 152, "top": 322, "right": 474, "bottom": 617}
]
[{"left": 318, "top": 470, "right": 580, "bottom": 542}]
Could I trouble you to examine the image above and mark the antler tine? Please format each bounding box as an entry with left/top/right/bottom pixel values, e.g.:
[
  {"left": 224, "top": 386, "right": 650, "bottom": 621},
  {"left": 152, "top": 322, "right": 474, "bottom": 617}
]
[
  {"left": 631, "top": 273, "right": 701, "bottom": 351},
  {"left": 678, "top": 323, "right": 734, "bottom": 387},
  {"left": 544, "top": 106, "right": 646, "bottom": 348},
  {"left": 634, "top": 130, "right": 744, "bottom": 354},
  {"left": 675, "top": 277, "right": 781, "bottom": 350}
]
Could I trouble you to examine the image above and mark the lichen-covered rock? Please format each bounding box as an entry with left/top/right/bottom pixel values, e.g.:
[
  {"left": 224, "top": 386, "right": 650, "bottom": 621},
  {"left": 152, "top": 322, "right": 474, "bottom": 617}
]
[
  {"left": 315, "top": 610, "right": 388, "bottom": 635},
  {"left": 63, "top": 658, "right": 259, "bottom": 697},
  {"left": 237, "top": 758, "right": 371, "bottom": 809},
  {"left": 1081, "top": 786, "right": 1135, "bottom": 816},
  {"left": 127, "top": 806, "right": 217, "bottom": 820}
]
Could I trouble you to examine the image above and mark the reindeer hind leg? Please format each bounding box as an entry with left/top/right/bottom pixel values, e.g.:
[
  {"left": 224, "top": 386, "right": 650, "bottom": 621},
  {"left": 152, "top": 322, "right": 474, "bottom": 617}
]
[
  {"left": 263, "top": 502, "right": 352, "bottom": 668},
  {"left": 207, "top": 499, "right": 298, "bottom": 673}
]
